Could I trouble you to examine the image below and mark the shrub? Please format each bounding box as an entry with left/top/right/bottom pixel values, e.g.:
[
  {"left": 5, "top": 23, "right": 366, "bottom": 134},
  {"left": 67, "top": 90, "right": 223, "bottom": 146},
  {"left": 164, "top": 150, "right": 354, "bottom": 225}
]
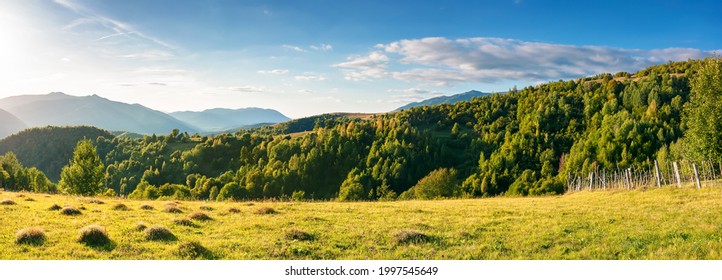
[
  {"left": 254, "top": 207, "right": 276, "bottom": 215},
  {"left": 394, "top": 230, "right": 431, "bottom": 244},
  {"left": 78, "top": 225, "right": 110, "bottom": 246},
  {"left": 228, "top": 207, "right": 241, "bottom": 213},
  {"left": 188, "top": 211, "right": 212, "bottom": 221},
  {"left": 15, "top": 227, "right": 46, "bottom": 245},
  {"left": 48, "top": 204, "right": 62, "bottom": 211},
  {"left": 291, "top": 190, "right": 306, "bottom": 201},
  {"left": 173, "top": 218, "right": 196, "bottom": 227},
  {"left": 402, "top": 168, "right": 459, "bottom": 200},
  {"left": 216, "top": 182, "right": 246, "bottom": 201},
  {"left": 135, "top": 222, "right": 148, "bottom": 231},
  {"left": 60, "top": 207, "right": 82, "bottom": 215},
  {"left": 112, "top": 203, "right": 129, "bottom": 211},
  {"left": 1, "top": 199, "right": 16, "bottom": 205},
  {"left": 338, "top": 169, "right": 366, "bottom": 201},
  {"left": 285, "top": 229, "right": 314, "bottom": 241},
  {"left": 164, "top": 205, "right": 183, "bottom": 213},
  {"left": 175, "top": 241, "right": 212, "bottom": 260},
  {"left": 144, "top": 226, "right": 175, "bottom": 241},
  {"left": 139, "top": 204, "right": 154, "bottom": 210}
]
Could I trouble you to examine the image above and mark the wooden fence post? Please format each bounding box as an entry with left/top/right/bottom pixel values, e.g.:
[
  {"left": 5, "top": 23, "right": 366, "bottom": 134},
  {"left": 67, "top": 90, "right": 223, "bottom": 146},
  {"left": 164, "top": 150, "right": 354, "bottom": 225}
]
[
  {"left": 693, "top": 163, "right": 701, "bottom": 189},
  {"left": 626, "top": 168, "right": 632, "bottom": 190},
  {"left": 673, "top": 162, "right": 682, "bottom": 188},
  {"left": 654, "top": 160, "right": 662, "bottom": 188},
  {"left": 589, "top": 172, "right": 593, "bottom": 191}
]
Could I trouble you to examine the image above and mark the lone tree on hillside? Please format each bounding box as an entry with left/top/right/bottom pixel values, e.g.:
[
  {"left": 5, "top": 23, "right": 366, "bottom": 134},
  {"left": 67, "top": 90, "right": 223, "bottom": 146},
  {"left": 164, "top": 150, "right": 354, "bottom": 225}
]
[
  {"left": 59, "top": 139, "right": 105, "bottom": 195},
  {"left": 685, "top": 56, "right": 722, "bottom": 162}
]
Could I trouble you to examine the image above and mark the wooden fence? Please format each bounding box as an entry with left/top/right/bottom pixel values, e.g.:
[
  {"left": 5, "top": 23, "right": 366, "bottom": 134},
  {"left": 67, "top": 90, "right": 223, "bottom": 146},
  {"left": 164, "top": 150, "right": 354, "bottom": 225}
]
[{"left": 566, "top": 160, "right": 722, "bottom": 192}]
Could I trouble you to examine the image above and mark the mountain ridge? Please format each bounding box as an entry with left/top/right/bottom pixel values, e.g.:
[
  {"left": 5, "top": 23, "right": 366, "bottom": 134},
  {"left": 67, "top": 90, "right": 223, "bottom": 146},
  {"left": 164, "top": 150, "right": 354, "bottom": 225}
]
[{"left": 395, "top": 90, "right": 493, "bottom": 111}]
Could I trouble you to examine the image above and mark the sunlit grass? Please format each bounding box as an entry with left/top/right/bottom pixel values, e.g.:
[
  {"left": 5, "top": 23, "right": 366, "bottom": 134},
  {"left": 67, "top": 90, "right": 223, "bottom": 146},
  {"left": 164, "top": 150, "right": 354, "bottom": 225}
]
[{"left": 2, "top": 187, "right": 722, "bottom": 259}]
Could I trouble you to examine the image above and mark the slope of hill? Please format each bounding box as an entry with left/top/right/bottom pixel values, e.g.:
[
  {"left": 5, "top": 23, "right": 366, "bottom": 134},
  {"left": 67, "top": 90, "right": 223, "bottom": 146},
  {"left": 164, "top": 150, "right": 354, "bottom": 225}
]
[
  {"left": 252, "top": 112, "right": 377, "bottom": 135},
  {"left": 169, "top": 108, "right": 290, "bottom": 132},
  {"left": 0, "top": 126, "right": 116, "bottom": 181},
  {"left": 395, "top": 90, "right": 492, "bottom": 111},
  {"left": 0, "top": 109, "right": 26, "bottom": 139},
  {"left": 0, "top": 92, "right": 199, "bottom": 135}
]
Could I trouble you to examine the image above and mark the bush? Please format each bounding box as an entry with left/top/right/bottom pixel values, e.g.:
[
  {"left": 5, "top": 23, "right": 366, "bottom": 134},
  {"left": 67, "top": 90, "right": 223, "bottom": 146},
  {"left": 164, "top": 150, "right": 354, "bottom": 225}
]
[
  {"left": 48, "top": 203, "right": 62, "bottom": 211},
  {"left": 164, "top": 205, "right": 183, "bottom": 213},
  {"left": 291, "top": 190, "right": 306, "bottom": 201},
  {"left": 254, "top": 207, "right": 276, "bottom": 215},
  {"left": 144, "top": 226, "right": 175, "bottom": 241},
  {"left": 139, "top": 204, "right": 154, "bottom": 210},
  {"left": 338, "top": 169, "right": 366, "bottom": 201},
  {"left": 216, "top": 182, "right": 246, "bottom": 201},
  {"left": 394, "top": 230, "right": 431, "bottom": 244},
  {"left": 285, "top": 229, "right": 314, "bottom": 241},
  {"left": 112, "top": 203, "right": 129, "bottom": 211},
  {"left": 15, "top": 227, "right": 46, "bottom": 245},
  {"left": 188, "top": 211, "right": 212, "bottom": 221},
  {"left": 60, "top": 207, "right": 82, "bottom": 215},
  {"left": 78, "top": 225, "right": 110, "bottom": 246},
  {"left": 175, "top": 241, "right": 212, "bottom": 260},
  {"left": 402, "top": 168, "right": 459, "bottom": 200},
  {"left": 1, "top": 199, "right": 16, "bottom": 205}
]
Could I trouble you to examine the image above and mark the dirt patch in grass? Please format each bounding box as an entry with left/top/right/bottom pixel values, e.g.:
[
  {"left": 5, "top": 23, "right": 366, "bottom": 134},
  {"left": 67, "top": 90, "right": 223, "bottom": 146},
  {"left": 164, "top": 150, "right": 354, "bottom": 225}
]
[{"left": 285, "top": 229, "right": 315, "bottom": 241}]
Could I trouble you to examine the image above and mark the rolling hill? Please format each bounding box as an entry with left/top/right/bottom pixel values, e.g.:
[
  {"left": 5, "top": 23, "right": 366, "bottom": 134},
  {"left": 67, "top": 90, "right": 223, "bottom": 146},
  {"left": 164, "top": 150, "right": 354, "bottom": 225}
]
[
  {"left": 0, "top": 108, "right": 26, "bottom": 139},
  {"left": 0, "top": 92, "right": 199, "bottom": 135},
  {"left": 169, "top": 108, "right": 290, "bottom": 132},
  {"left": 395, "top": 90, "right": 493, "bottom": 111}
]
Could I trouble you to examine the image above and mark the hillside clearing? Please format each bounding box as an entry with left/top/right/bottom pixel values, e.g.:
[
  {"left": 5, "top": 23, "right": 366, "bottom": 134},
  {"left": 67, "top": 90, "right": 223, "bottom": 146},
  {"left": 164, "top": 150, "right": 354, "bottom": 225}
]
[{"left": 1, "top": 187, "right": 722, "bottom": 259}]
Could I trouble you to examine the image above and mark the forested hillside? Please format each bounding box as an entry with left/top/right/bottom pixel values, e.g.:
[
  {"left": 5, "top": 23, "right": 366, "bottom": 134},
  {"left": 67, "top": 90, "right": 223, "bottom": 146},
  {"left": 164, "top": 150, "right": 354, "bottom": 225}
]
[{"left": 1, "top": 59, "right": 718, "bottom": 201}]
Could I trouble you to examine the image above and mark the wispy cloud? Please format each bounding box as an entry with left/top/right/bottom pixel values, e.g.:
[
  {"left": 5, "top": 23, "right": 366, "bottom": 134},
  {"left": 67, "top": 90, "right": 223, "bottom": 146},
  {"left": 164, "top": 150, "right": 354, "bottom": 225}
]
[
  {"left": 227, "top": 86, "right": 269, "bottom": 93},
  {"left": 310, "top": 44, "right": 333, "bottom": 52},
  {"left": 282, "top": 44, "right": 306, "bottom": 52},
  {"left": 258, "top": 69, "right": 289, "bottom": 75},
  {"left": 55, "top": 0, "right": 177, "bottom": 50},
  {"left": 294, "top": 74, "right": 327, "bottom": 81},
  {"left": 335, "top": 37, "right": 718, "bottom": 85}
]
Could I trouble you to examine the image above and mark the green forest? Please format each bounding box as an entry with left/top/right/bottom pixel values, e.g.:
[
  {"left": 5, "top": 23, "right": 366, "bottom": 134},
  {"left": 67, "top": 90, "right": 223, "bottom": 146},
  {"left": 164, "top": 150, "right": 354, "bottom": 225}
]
[{"left": 1, "top": 57, "right": 720, "bottom": 201}]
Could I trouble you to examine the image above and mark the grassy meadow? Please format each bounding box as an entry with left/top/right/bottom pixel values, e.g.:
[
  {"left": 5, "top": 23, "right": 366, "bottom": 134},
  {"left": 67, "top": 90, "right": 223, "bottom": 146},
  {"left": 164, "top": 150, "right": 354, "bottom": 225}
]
[{"left": 2, "top": 187, "right": 722, "bottom": 260}]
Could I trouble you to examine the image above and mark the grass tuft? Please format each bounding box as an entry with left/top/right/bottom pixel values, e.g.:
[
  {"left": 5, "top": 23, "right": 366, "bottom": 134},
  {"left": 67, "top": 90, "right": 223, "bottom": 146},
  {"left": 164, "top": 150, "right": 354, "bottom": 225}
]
[
  {"left": 139, "top": 204, "right": 154, "bottom": 210},
  {"left": 255, "top": 206, "right": 276, "bottom": 215},
  {"left": 144, "top": 226, "right": 176, "bottom": 241},
  {"left": 135, "top": 222, "right": 148, "bottom": 232},
  {"left": 394, "top": 230, "right": 431, "bottom": 245},
  {"left": 175, "top": 241, "right": 213, "bottom": 259},
  {"left": 15, "top": 227, "right": 46, "bottom": 245},
  {"left": 199, "top": 205, "right": 214, "bottom": 211},
  {"left": 47, "top": 204, "right": 62, "bottom": 211},
  {"left": 24, "top": 197, "right": 36, "bottom": 202},
  {"left": 60, "top": 207, "right": 82, "bottom": 215},
  {"left": 285, "top": 229, "right": 315, "bottom": 241},
  {"left": 173, "top": 218, "right": 196, "bottom": 227},
  {"left": 78, "top": 225, "right": 110, "bottom": 247},
  {"left": 112, "top": 203, "right": 129, "bottom": 211},
  {"left": 87, "top": 199, "right": 104, "bottom": 204},
  {"left": 1, "top": 199, "right": 16, "bottom": 205},
  {"left": 188, "top": 211, "right": 213, "bottom": 221},
  {"left": 164, "top": 205, "right": 183, "bottom": 213},
  {"left": 228, "top": 207, "right": 241, "bottom": 213}
]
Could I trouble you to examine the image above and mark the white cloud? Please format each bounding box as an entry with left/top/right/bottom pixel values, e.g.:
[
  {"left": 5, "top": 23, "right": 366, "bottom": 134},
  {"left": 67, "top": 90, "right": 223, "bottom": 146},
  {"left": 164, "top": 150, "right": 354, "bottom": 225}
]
[
  {"left": 227, "top": 86, "right": 268, "bottom": 93},
  {"left": 336, "top": 37, "right": 717, "bottom": 85},
  {"left": 310, "top": 44, "right": 333, "bottom": 52},
  {"left": 295, "top": 74, "right": 327, "bottom": 81},
  {"left": 297, "top": 89, "right": 313, "bottom": 94},
  {"left": 258, "top": 69, "right": 289, "bottom": 75},
  {"left": 282, "top": 44, "right": 306, "bottom": 52}
]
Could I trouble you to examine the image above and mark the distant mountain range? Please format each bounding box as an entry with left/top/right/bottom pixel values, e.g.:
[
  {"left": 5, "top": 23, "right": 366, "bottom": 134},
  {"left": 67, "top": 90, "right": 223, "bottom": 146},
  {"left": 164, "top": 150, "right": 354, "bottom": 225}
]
[
  {"left": 0, "top": 92, "right": 290, "bottom": 138},
  {"left": 170, "top": 108, "right": 290, "bottom": 132},
  {"left": 395, "top": 90, "right": 493, "bottom": 111},
  {"left": 0, "top": 108, "right": 27, "bottom": 139}
]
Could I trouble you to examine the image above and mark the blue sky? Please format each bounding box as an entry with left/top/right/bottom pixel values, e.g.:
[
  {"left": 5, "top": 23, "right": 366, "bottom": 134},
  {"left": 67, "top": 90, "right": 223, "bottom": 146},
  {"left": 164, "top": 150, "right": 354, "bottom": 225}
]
[{"left": 0, "top": 0, "right": 720, "bottom": 118}]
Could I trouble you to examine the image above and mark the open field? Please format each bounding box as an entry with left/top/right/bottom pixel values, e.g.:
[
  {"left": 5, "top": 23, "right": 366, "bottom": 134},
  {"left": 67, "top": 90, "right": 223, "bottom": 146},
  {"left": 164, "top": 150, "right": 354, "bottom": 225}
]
[{"left": 2, "top": 187, "right": 722, "bottom": 260}]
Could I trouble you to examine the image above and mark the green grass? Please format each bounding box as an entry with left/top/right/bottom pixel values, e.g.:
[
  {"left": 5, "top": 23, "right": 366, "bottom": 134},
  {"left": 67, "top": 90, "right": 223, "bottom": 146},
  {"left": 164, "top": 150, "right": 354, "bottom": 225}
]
[{"left": 2, "top": 187, "right": 722, "bottom": 259}]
